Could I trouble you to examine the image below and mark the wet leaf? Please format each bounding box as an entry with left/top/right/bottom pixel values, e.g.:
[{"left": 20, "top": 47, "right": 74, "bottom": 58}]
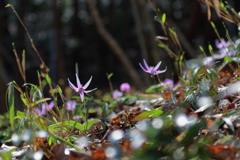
[{"left": 132, "top": 109, "right": 163, "bottom": 121}]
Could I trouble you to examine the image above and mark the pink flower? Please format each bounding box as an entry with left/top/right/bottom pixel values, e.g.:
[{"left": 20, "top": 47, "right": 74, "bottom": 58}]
[
  {"left": 139, "top": 59, "right": 167, "bottom": 77},
  {"left": 66, "top": 100, "right": 77, "bottom": 111},
  {"left": 68, "top": 74, "right": 97, "bottom": 102},
  {"left": 112, "top": 90, "right": 123, "bottom": 99},
  {"left": 163, "top": 79, "right": 174, "bottom": 90},
  {"left": 215, "top": 39, "right": 230, "bottom": 49},
  {"left": 120, "top": 83, "right": 131, "bottom": 92},
  {"left": 35, "top": 101, "right": 54, "bottom": 116}
]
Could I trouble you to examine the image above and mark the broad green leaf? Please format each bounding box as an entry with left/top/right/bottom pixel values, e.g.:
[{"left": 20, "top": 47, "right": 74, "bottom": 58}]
[
  {"left": 223, "top": 56, "right": 233, "bottom": 63},
  {"left": 14, "top": 111, "right": 26, "bottom": 119},
  {"left": 132, "top": 110, "right": 163, "bottom": 121},
  {"left": 0, "top": 148, "right": 15, "bottom": 160},
  {"left": 7, "top": 82, "right": 15, "bottom": 130},
  {"left": 84, "top": 119, "right": 105, "bottom": 130},
  {"left": 146, "top": 84, "right": 164, "bottom": 93},
  {"left": 48, "top": 120, "right": 85, "bottom": 132}
]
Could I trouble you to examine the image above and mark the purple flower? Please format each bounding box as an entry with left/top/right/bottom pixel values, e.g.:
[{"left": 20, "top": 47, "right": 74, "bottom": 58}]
[
  {"left": 202, "top": 58, "right": 214, "bottom": 67},
  {"left": 66, "top": 100, "right": 77, "bottom": 111},
  {"left": 35, "top": 101, "right": 54, "bottom": 116},
  {"left": 215, "top": 39, "right": 230, "bottom": 49},
  {"left": 120, "top": 83, "right": 131, "bottom": 92},
  {"left": 139, "top": 59, "right": 167, "bottom": 77},
  {"left": 68, "top": 74, "right": 97, "bottom": 102},
  {"left": 163, "top": 79, "right": 174, "bottom": 90},
  {"left": 112, "top": 90, "right": 123, "bottom": 99}
]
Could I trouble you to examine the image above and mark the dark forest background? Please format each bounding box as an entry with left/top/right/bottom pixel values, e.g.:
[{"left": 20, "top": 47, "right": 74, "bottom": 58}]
[{"left": 0, "top": 0, "right": 239, "bottom": 113}]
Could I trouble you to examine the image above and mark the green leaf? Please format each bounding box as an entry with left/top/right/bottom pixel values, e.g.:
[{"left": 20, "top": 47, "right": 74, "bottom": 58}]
[
  {"left": 46, "top": 74, "right": 52, "bottom": 84},
  {"left": 161, "top": 13, "right": 166, "bottom": 24},
  {"left": 48, "top": 120, "right": 85, "bottom": 132},
  {"left": 7, "top": 82, "right": 15, "bottom": 130},
  {"left": 179, "top": 77, "right": 189, "bottom": 85},
  {"left": 57, "top": 85, "right": 62, "bottom": 94},
  {"left": 22, "top": 83, "right": 39, "bottom": 90},
  {"left": 199, "top": 46, "right": 204, "bottom": 52},
  {"left": 30, "top": 98, "right": 51, "bottom": 107},
  {"left": 14, "top": 111, "right": 26, "bottom": 119},
  {"left": 208, "top": 44, "right": 213, "bottom": 51},
  {"left": 84, "top": 119, "right": 105, "bottom": 130},
  {"left": 50, "top": 134, "right": 83, "bottom": 152},
  {"left": 146, "top": 84, "right": 164, "bottom": 93},
  {"left": 210, "top": 21, "right": 216, "bottom": 28},
  {"left": 22, "top": 50, "right": 25, "bottom": 69},
  {"left": 224, "top": 56, "right": 233, "bottom": 63},
  {"left": 222, "top": 117, "right": 234, "bottom": 132},
  {"left": 132, "top": 110, "right": 163, "bottom": 121},
  {"left": 20, "top": 93, "right": 29, "bottom": 106},
  {"left": 0, "top": 149, "right": 15, "bottom": 160},
  {"left": 107, "top": 73, "right": 113, "bottom": 79},
  {"left": 171, "top": 90, "right": 177, "bottom": 104},
  {"left": 103, "top": 103, "right": 108, "bottom": 122}
]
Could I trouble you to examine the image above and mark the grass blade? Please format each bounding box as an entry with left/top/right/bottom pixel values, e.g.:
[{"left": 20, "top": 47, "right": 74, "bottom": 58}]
[{"left": 6, "top": 82, "right": 15, "bottom": 130}]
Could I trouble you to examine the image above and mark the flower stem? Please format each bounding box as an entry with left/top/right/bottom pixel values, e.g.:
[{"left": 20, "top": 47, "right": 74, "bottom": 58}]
[{"left": 156, "top": 74, "right": 162, "bottom": 84}]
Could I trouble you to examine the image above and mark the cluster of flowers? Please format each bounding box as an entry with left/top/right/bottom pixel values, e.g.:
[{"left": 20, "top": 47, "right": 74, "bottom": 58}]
[
  {"left": 203, "top": 38, "right": 240, "bottom": 67},
  {"left": 35, "top": 59, "right": 173, "bottom": 115}
]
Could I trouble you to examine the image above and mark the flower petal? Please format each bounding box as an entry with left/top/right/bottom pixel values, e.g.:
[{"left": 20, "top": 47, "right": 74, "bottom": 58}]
[
  {"left": 76, "top": 74, "right": 81, "bottom": 88},
  {"left": 139, "top": 63, "right": 148, "bottom": 72},
  {"left": 154, "top": 61, "right": 162, "bottom": 71},
  {"left": 84, "top": 88, "right": 97, "bottom": 93},
  {"left": 83, "top": 76, "right": 92, "bottom": 90},
  {"left": 47, "top": 101, "right": 54, "bottom": 110},
  {"left": 155, "top": 67, "right": 167, "bottom": 74},
  {"left": 68, "top": 79, "right": 78, "bottom": 91},
  {"left": 80, "top": 92, "right": 85, "bottom": 102},
  {"left": 143, "top": 59, "right": 150, "bottom": 70}
]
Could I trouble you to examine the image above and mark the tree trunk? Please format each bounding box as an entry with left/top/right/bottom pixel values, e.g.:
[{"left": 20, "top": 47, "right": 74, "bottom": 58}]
[
  {"left": 53, "top": 0, "right": 67, "bottom": 87},
  {"left": 130, "top": 0, "right": 151, "bottom": 86},
  {"left": 86, "top": 0, "right": 144, "bottom": 90}
]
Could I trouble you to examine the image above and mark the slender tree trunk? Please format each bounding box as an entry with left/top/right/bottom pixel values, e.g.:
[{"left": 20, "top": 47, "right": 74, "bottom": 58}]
[
  {"left": 0, "top": 0, "right": 9, "bottom": 113},
  {"left": 53, "top": 0, "right": 67, "bottom": 87},
  {"left": 138, "top": 0, "right": 160, "bottom": 64},
  {"left": 86, "top": 0, "right": 144, "bottom": 89},
  {"left": 130, "top": 0, "right": 151, "bottom": 86}
]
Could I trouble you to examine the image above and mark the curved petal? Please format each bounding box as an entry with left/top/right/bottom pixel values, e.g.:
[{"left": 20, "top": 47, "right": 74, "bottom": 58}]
[
  {"left": 155, "top": 66, "right": 167, "bottom": 75},
  {"left": 143, "top": 59, "right": 150, "bottom": 70},
  {"left": 139, "top": 63, "right": 147, "bottom": 72},
  {"left": 68, "top": 79, "right": 77, "bottom": 91},
  {"left": 80, "top": 92, "right": 85, "bottom": 102},
  {"left": 47, "top": 101, "right": 55, "bottom": 110},
  {"left": 84, "top": 88, "right": 97, "bottom": 93},
  {"left": 154, "top": 61, "right": 162, "bottom": 71},
  {"left": 83, "top": 76, "right": 92, "bottom": 90},
  {"left": 76, "top": 74, "right": 81, "bottom": 88}
]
